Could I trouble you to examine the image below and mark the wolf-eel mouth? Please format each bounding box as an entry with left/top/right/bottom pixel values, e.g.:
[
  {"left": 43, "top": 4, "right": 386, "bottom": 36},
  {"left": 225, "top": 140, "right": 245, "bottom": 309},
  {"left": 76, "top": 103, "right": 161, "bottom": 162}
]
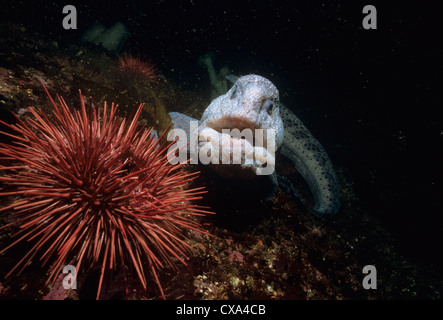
[{"left": 198, "top": 116, "right": 276, "bottom": 173}]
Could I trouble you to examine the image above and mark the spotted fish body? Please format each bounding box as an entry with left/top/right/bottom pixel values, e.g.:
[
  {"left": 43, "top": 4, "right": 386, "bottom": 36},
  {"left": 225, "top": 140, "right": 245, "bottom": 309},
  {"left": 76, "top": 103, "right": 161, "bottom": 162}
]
[
  {"left": 169, "top": 74, "right": 340, "bottom": 217},
  {"left": 278, "top": 105, "right": 340, "bottom": 216}
]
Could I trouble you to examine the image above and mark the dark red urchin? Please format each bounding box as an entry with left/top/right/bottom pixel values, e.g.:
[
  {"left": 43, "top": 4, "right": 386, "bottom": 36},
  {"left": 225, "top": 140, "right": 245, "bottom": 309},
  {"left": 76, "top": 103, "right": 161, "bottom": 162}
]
[
  {"left": 0, "top": 85, "right": 212, "bottom": 299},
  {"left": 115, "top": 53, "right": 158, "bottom": 81}
]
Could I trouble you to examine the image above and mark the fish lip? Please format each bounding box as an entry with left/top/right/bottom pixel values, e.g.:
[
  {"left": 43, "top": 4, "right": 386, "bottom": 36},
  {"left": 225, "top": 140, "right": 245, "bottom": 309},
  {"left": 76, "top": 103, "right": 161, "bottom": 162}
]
[
  {"left": 198, "top": 126, "right": 275, "bottom": 169},
  {"left": 203, "top": 117, "right": 260, "bottom": 134},
  {"left": 201, "top": 112, "right": 278, "bottom": 152},
  {"left": 200, "top": 116, "right": 272, "bottom": 155}
]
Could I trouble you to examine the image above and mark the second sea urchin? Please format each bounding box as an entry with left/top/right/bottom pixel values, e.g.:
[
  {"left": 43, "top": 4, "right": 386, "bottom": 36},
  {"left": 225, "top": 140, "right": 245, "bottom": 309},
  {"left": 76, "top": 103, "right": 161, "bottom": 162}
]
[
  {"left": 0, "top": 86, "right": 212, "bottom": 299},
  {"left": 115, "top": 52, "right": 158, "bottom": 81}
]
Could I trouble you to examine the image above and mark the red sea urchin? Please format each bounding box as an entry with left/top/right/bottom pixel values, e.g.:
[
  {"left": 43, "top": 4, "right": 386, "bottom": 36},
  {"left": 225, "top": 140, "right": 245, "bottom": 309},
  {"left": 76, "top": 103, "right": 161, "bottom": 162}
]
[
  {"left": 115, "top": 53, "right": 158, "bottom": 81},
  {"left": 0, "top": 86, "right": 212, "bottom": 299}
]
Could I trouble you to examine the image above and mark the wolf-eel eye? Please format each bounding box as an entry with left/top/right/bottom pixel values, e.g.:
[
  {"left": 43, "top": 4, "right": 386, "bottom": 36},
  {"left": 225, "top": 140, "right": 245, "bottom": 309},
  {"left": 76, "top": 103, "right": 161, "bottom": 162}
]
[
  {"left": 263, "top": 99, "right": 274, "bottom": 115},
  {"left": 230, "top": 86, "right": 239, "bottom": 99}
]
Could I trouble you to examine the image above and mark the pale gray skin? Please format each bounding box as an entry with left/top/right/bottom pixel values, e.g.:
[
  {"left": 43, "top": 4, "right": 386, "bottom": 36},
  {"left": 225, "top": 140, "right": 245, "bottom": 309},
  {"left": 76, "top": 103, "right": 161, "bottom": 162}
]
[
  {"left": 169, "top": 74, "right": 340, "bottom": 217},
  {"left": 200, "top": 75, "right": 284, "bottom": 148},
  {"left": 278, "top": 100, "right": 340, "bottom": 216}
]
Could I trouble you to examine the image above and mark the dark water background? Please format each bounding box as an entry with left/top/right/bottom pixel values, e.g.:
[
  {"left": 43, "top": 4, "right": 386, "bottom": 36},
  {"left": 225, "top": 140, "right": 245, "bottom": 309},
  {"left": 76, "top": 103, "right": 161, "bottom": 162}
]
[{"left": 0, "top": 0, "right": 441, "bottom": 272}]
